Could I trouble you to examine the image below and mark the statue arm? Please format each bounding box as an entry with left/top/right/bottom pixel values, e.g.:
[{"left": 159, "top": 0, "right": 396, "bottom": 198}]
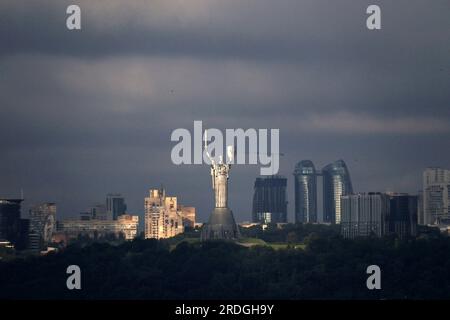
[
  {"left": 226, "top": 145, "right": 234, "bottom": 164},
  {"left": 204, "top": 129, "right": 215, "bottom": 166}
]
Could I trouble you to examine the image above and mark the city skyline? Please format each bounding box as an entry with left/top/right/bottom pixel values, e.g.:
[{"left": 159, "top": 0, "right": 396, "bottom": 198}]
[
  {"left": 0, "top": 0, "right": 449, "bottom": 223},
  {"left": 0, "top": 162, "right": 440, "bottom": 225},
  {"left": 0, "top": 164, "right": 443, "bottom": 253}
]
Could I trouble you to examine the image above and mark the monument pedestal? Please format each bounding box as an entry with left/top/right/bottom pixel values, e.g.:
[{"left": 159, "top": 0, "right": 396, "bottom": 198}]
[{"left": 201, "top": 207, "right": 240, "bottom": 240}]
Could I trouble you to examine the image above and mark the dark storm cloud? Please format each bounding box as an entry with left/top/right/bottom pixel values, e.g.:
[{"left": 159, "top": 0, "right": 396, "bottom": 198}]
[{"left": 0, "top": 0, "right": 449, "bottom": 221}]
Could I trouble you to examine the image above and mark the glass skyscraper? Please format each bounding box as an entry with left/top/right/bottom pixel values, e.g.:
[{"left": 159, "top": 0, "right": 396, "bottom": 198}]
[
  {"left": 252, "top": 176, "right": 288, "bottom": 223},
  {"left": 293, "top": 160, "right": 317, "bottom": 223},
  {"left": 106, "top": 193, "right": 127, "bottom": 220},
  {"left": 422, "top": 167, "right": 450, "bottom": 225},
  {"left": 293, "top": 159, "right": 353, "bottom": 224},
  {"left": 322, "top": 160, "right": 353, "bottom": 224}
]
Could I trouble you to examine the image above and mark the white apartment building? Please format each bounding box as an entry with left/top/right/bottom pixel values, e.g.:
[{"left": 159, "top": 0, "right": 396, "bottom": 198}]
[{"left": 423, "top": 167, "right": 450, "bottom": 225}]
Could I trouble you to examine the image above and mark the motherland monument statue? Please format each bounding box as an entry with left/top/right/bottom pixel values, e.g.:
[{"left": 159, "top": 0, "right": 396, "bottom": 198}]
[{"left": 201, "top": 130, "right": 240, "bottom": 241}]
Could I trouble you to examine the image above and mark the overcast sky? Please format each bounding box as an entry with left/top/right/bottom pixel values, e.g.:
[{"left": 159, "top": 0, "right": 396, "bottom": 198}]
[{"left": 0, "top": 0, "right": 449, "bottom": 223}]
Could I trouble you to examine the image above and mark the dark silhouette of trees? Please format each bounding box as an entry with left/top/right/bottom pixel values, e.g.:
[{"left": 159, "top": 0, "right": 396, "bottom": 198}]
[{"left": 0, "top": 225, "right": 449, "bottom": 299}]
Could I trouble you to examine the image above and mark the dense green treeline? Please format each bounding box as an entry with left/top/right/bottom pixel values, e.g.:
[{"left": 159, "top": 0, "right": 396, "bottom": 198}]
[{"left": 0, "top": 225, "right": 449, "bottom": 299}]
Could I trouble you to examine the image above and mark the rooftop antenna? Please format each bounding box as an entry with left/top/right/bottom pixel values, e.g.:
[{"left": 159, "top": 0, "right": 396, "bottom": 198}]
[{"left": 20, "top": 188, "right": 24, "bottom": 200}]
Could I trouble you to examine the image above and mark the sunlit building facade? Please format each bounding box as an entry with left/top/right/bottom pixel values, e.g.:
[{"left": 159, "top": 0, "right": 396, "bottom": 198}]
[{"left": 144, "top": 188, "right": 184, "bottom": 239}]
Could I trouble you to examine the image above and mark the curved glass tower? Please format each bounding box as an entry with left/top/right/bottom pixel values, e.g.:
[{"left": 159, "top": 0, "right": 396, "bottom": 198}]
[
  {"left": 293, "top": 160, "right": 317, "bottom": 223},
  {"left": 322, "top": 160, "right": 353, "bottom": 224}
]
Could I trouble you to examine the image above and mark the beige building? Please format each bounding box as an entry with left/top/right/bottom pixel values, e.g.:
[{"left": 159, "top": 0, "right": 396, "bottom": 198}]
[
  {"left": 58, "top": 214, "right": 139, "bottom": 241},
  {"left": 145, "top": 188, "right": 195, "bottom": 239},
  {"left": 179, "top": 205, "right": 196, "bottom": 228}
]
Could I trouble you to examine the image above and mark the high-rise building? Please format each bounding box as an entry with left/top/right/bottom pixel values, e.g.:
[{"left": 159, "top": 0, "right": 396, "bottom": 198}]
[
  {"left": 178, "top": 205, "right": 196, "bottom": 228},
  {"left": 58, "top": 214, "right": 139, "bottom": 241},
  {"left": 341, "top": 192, "right": 418, "bottom": 239},
  {"left": 292, "top": 159, "right": 353, "bottom": 224},
  {"left": 252, "top": 176, "right": 288, "bottom": 223},
  {"left": 423, "top": 167, "right": 450, "bottom": 225},
  {"left": 417, "top": 190, "right": 424, "bottom": 225},
  {"left": 144, "top": 188, "right": 184, "bottom": 239},
  {"left": 106, "top": 193, "right": 127, "bottom": 220},
  {"left": 322, "top": 160, "right": 353, "bottom": 224},
  {"left": 341, "top": 193, "right": 389, "bottom": 238},
  {"left": 293, "top": 160, "right": 317, "bottom": 223},
  {"left": 29, "top": 203, "right": 56, "bottom": 251},
  {"left": 388, "top": 193, "right": 418, "bottom": 238},
  {"left": 0, "top": 199, "right": 23, "bottom": 247}
]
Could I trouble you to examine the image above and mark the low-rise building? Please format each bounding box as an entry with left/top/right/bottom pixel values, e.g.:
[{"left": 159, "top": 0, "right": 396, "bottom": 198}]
[{"left": 58, "top": 214, "right": 139, "bottom": 241}]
